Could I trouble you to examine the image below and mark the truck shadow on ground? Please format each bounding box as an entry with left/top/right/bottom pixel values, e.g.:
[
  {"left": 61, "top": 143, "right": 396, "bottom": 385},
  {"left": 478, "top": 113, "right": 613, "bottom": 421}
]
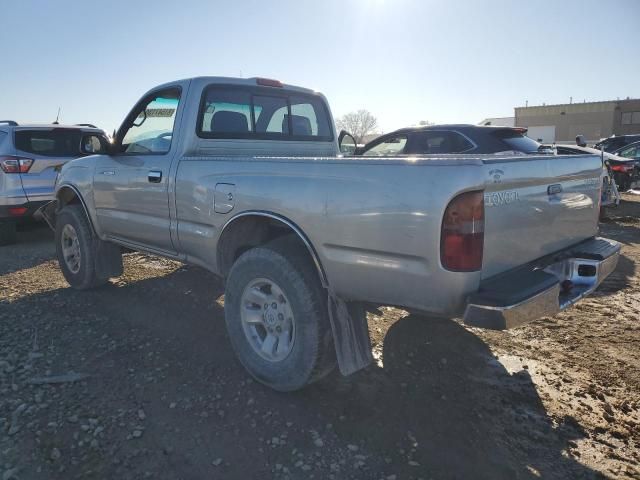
[
  {"left": 311, "top": 313, "right": 602, "bottom": 480},
  {"left": 2, "top": 265, "right": 606, "bottom": 479}
]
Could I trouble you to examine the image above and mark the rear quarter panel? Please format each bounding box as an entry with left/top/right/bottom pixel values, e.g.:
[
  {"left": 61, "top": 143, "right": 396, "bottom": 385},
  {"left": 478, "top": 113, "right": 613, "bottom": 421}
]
[{"left": 175, "top": 156, "right": 487, "bottom": 315}]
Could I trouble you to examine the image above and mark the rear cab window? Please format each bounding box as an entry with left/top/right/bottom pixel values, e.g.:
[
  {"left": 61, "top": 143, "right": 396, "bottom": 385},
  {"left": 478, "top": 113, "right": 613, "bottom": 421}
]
[
  {"left": 198, "top": 85, "right": 333, "bottom": 141},
  {"left": 14, "top": 129, "right": 83, "bottom": 157}
]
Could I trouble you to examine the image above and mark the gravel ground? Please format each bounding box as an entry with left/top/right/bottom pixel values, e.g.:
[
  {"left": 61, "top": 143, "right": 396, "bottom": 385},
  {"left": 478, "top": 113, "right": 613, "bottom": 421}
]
[{"left": 1, "top": 194, "right": 639, "bottom": 480}]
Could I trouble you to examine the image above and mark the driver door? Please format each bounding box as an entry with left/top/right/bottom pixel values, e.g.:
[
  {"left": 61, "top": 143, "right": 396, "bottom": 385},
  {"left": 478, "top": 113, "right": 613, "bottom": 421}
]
[{"left": 93, "top": 86, "right": 184, "bottom": 253}]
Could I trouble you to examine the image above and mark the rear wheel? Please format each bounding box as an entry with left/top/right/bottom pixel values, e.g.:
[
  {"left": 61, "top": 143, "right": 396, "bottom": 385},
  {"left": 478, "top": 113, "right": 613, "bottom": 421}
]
[
  {"left": 55, "top": 205, "right": 109, "bottom": 290},
  {"left": 0, "top": 221, "right": 17, "bottom": 246},
  {"left": 224, "top": 237, "right": 336, "bottom": 391}
]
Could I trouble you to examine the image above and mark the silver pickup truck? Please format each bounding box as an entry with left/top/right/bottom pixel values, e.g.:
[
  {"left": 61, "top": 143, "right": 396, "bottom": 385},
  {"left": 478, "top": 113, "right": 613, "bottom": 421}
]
[{"left": 44, "top": 76, "right": 620, "bottom": 391}]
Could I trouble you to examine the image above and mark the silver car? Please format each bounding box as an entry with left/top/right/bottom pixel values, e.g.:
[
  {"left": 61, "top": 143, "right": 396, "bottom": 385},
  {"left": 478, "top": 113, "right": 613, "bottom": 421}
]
[{"left": 0, "top": 121, "right": 104, "bottom": 244}]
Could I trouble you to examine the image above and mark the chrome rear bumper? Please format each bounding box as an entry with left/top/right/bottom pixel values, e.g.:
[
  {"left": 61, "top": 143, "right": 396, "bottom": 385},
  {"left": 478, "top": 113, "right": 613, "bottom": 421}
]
[{"left": 464, "top": 237, "right": 621, "bottom": 330}]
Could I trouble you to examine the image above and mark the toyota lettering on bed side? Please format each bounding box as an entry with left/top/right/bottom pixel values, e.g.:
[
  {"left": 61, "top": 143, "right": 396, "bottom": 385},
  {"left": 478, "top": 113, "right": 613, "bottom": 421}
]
[{"left": 484, "top": 190, "right": 519, "bottom": 207}]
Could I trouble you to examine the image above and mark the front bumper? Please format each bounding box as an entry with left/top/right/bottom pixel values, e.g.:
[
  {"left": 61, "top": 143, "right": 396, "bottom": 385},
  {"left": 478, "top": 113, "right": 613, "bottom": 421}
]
[{"left": 464, "top": 237, "right": 621, "bottom": 330}]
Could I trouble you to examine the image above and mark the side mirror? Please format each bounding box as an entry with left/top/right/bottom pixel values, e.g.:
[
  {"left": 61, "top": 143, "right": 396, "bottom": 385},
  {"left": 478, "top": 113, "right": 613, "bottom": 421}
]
[
  {"left": 80, "top": 134, "right": 110, "bottom": 155},
  {"left": 338, "top": 130, "right": 357, "bottom": 155}
]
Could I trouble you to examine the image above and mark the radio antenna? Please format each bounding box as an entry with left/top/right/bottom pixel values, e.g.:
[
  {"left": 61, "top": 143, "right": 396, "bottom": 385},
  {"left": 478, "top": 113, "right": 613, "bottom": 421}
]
[{"left": 53, "top": 107, "right": 61, "bottom": 125}]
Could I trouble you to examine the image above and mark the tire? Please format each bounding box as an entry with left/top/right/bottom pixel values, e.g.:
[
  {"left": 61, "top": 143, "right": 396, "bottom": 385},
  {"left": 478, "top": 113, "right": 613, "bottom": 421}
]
[
  {"left": 0, "top": 221, "right": 17, "bottom": 246},
  {"left": 614, "top": 173, "right": 629, "bottom": 192},
  {"left": 55, "top": 205, "right": 109, "bottom": 290},
  {"left": 224, "top": 236, "right": 336, "bottom": 391}
]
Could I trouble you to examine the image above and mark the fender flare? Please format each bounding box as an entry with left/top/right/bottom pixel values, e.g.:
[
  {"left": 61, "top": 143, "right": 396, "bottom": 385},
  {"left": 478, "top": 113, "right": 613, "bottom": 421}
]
[
  {"left": 219, "top": 210, "right": 328, "bottom": 288},
  {"left": 55, "top": 184, "right": 95, "bottom": 230}
]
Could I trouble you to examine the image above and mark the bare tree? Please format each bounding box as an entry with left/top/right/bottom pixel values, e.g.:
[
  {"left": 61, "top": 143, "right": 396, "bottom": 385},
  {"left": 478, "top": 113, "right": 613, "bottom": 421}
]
[
  {"left": 335, "top": 110, "right": 379, "bottom": 144},
  {"left": 418, "top": 120, "right": 434, "bottom": 126}
]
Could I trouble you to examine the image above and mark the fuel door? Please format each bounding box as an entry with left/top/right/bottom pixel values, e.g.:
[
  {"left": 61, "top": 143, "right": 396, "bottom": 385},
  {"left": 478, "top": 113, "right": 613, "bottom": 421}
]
[{"left": 214, "top": 183, "right": 236, "bottom": 214}]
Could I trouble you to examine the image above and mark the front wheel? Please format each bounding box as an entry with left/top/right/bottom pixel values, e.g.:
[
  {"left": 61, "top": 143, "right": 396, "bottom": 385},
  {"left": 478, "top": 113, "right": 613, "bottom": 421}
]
[
  {"left": 224, "top": 237, "right": 336, "bottom": 391},
  {"left": 55, "top": 205, "right": 110, "bottom": 290}
]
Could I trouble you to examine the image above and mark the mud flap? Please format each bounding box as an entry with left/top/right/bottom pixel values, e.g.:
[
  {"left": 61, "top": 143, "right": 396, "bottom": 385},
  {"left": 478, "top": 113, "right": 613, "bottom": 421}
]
[
  {"left": 94, "top": 238, "right": 123, "bottom": 279},
  {"left": 35, "top": 200, "right": 58, "bottom": 230},
  {"left": 327, "top": 291, "right": 373, "bottom": 376}
]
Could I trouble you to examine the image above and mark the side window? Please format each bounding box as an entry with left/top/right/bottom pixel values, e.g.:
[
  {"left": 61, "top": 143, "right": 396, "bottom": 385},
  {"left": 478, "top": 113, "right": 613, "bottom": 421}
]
[
  {"left": 200, "top": 89, "right": 252, "bottom": 135},
  {"left": 121, "top": 88, "right": 181, "bottom": 154},
  {"left": 362, "top": 135, "right": 408, "bottom": 156},
  {"left": 197, "top": 86, "right": 333, "bottom": 141},
  {"left": 413, "top": 131, "right": 474, "bottom": 154},
  {"left": 621, "top": 112, "right": 640, "bottom": 125},
  {"left": 620, "top": 145, "right": 640, "bottom": 159},
  {"left": 0, "top": 131, "right": 7, "bottom": 146}
]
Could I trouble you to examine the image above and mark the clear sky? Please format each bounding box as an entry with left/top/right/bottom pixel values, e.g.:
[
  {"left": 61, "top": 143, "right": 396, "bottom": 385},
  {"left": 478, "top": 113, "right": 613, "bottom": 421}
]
[{"left": 1, "top": 0, "right": 639, "bottom": 134}]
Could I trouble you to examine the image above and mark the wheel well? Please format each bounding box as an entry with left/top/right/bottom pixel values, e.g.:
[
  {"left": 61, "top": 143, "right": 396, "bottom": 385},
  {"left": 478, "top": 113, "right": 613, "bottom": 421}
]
[
  {"left": 56, "top": 186, "right": 95, "bottom": 232},
  {"left": 57, "top": 186, "right": 82, "bottom": 209},
  {"left": 217, "top": 214, "right": 327, "bottom": 286}
]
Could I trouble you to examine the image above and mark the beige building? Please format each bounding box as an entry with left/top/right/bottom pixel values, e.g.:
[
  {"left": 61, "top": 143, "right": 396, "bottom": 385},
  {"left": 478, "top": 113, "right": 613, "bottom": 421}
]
[{"left": 514, "top": 98, "right": 640, "bottom": 144}]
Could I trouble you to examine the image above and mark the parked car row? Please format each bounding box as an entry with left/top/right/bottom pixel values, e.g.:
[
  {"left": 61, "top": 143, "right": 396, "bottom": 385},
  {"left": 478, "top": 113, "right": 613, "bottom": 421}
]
[
  {"left": 555, "top": 144, "right": 640, "bottom": 192},
  {"left": 349, "top": 125, "right": 638, "bottom": 194},
  {"left": 594, "top": 134, "right": 640, "bottom": 154}
]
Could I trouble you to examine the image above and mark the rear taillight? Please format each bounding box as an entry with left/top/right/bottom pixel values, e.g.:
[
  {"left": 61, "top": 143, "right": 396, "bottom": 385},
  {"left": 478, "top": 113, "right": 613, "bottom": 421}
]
[
  {"left": 610, "top": 164, "right": 634, "bottom": 173},
  {"left": 441, "top": 191, "right": 485, "bottom": 271},
  {"left": 0, "top": 155, "right": 33, "bottom": 174},
  {"left": 8, "top": 207, "right": 28, "bottom": 216}
]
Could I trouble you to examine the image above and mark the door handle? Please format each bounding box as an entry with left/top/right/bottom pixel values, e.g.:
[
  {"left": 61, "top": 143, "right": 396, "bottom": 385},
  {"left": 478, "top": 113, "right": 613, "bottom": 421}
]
[{"left": 148, "top": 170, "right": 162, "bottom": 183}]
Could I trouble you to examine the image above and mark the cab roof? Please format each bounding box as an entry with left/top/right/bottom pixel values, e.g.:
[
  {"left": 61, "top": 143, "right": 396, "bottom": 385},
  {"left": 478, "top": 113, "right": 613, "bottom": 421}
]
[{"left": 151, "top": 76, "right": 319, "bottom": 96}]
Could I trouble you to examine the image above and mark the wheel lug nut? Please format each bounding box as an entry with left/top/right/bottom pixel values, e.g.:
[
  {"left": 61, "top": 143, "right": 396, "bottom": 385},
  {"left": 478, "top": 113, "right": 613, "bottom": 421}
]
[
  {"left": 276, "top": 326, "right": 282, "bottom": 333},
  {"left": 264, "top": 303, "right": 268, "bottom": 310},
  {"left": 278, "top": 313, "right": 284, "bottom": 321},
  {"left": 271, "top": 302, "right": 277, "bottom": 309}
]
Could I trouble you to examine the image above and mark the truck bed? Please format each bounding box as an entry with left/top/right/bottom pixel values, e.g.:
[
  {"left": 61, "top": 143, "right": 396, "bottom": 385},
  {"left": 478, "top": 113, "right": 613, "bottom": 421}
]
[{"left": 175, "top": 152, "right": 604, "bottom": 316}]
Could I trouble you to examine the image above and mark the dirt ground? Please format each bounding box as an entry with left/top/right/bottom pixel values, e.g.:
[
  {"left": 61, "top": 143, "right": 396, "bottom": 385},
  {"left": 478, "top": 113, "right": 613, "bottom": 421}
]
[{"left": 1, "top": 195, "right": 639, "bottom": 480}]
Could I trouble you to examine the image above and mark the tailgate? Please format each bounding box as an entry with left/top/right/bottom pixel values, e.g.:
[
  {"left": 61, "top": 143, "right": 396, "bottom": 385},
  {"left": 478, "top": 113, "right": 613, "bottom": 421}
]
[{"left": 481, "top": 154, "right": 602, "bottom": 278}]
